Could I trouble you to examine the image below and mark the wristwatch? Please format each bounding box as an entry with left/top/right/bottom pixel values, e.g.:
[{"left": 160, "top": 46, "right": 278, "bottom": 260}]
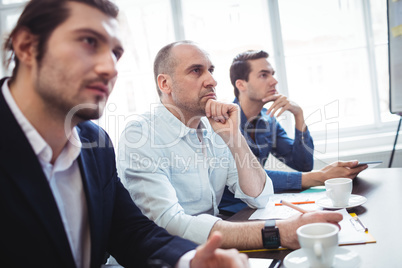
[{"left": 261, "top": 219, "right": 281, "bottom": 249}]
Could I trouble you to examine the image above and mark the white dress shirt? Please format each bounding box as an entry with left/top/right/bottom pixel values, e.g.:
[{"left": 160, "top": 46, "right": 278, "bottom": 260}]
[
  {"left": 2, "top": 80, "right": 90, "bottom": 268},
  {"left": 118, "top": 103, "right": 274, "bottom": 245}
]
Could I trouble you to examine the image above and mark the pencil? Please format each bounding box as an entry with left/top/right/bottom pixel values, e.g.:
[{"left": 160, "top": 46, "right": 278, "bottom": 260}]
[
  {"left": 275, "top": 201, "right": 315, "bottom": 206},
  {"left": 280, "top": 200, "right": 309, "bottom": 214}
]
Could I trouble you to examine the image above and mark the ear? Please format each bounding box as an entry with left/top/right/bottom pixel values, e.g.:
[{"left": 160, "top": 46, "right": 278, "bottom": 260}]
[
  {"left": 235, "top": 79, "right": 247, "bottom": 93},
  {"left": 157, "top": 74, "right": 172, "bottom": 95},
  {"left": 12, "top": 27, "right": 38, "bottom": 67}
]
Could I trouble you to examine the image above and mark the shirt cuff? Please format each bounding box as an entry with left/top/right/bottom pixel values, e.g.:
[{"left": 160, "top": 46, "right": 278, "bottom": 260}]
[
  {"left": 267, "top": 170, "right": 302, "bottom": 192},
  {"left": 175, "top": 250, "right": 196, "bottom": 268},
  {"left": 181, "top": 214, "right": 221, "bottom": 244},
  {"left": 295, "top": 127, "right": 312, "bottom": 142},
  {"left": 234, "top": 173, "right": 274, "bottom": 209}
]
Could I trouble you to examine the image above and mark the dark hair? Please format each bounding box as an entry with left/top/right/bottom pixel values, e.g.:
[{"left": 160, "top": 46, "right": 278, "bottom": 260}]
[
  {"left": 153, "top": 40, "right": 194, "bottom": 98},
  {"left": 3, "top": 0, "right": 119, "bottom": 83},
  {"left": 230, "top": 50, "right": 269, "bottom": 99}
]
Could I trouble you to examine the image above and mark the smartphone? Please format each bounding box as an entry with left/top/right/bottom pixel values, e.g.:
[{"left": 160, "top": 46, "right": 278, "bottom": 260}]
[{"left": 357, "top": 161, "right": 382, "bottom": 168}]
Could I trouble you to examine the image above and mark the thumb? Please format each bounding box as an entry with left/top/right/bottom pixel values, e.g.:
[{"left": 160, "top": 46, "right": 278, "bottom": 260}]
[
  {"left": 200, "top": 231, "right": 223, "bottom": 257},
  {"left": 335, "top": 160, "right": 358, "bottom": 168}
]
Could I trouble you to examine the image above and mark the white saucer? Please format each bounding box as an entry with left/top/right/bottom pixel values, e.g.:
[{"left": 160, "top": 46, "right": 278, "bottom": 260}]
[
  {"left": 316, "top": 194, "right": 367, "bottom": 209},
  {"left": 284, "top": 247, "right": 361, "bottom": 268}
]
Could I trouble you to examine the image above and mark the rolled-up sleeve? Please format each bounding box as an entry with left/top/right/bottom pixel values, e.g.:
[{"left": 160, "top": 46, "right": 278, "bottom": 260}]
[{"left": 225, "top": 154, "right": 274, "bottom": 209}]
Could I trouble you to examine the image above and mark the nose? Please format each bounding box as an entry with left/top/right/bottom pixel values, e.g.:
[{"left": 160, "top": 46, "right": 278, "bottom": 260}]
[
  {"left": 95, "top": 50, "right": 118, "bottom": 81},
  {"left": 270, "top": 76, "right": 278, "bottom": 87},
  {"left": 203, "top": 71, "right": 218, "bottom": 88}
]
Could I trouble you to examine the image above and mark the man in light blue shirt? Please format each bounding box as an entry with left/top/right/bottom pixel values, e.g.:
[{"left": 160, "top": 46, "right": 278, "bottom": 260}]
[
  {"left": 118, "top": 41, "right": 343, "bottom": 251},
  {"left": 220, "top": 50, "right": 368, "bottom": 214}
]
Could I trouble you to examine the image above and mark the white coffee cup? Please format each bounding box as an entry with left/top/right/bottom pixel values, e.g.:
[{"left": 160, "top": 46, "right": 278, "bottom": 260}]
[
  {"left": 297, "top": 223, "right": 339, "bottom": 268},
  {"left": 325, "top": 178, "right": 352, "bottom": 207}
]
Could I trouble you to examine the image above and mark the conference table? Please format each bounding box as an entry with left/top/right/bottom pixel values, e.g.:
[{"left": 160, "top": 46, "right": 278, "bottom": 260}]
[{"left": 228, "top": 168, "right": 402, "bottom": 267}]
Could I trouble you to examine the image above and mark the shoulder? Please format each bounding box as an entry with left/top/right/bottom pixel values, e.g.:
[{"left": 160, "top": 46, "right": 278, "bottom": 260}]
[{"left": 76, "top": 121, "right": 115, "bottom": 152}]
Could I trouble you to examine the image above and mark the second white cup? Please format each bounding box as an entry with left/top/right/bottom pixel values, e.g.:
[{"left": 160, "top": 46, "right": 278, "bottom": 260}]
[
  {"left": 297, "top": 223, "right": 340, "bottom": 268},
  {"left": 325, "top": 178, "right": 352, "bottom": 207}
]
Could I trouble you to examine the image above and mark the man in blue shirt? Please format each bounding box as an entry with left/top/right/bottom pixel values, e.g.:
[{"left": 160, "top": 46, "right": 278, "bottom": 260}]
[{"left": 219, "top": 50, "right": 368, "bottom": 214}]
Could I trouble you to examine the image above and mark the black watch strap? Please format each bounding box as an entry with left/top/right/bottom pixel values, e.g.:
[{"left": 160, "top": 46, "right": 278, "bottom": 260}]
[{"left": 261, "top": 220, "right": 280, "bottom": 249}]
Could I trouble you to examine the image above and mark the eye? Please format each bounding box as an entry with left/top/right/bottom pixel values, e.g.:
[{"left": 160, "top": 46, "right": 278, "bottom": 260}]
[
  {"left": 113, "top": 49, "right": 123, "bottom": 61},
  {"left": 192, "top": 68, "right": 201, "bottom": 73},
  {"left": 82, "top": 36, "right": 98, "bottom": 47},
  {"left": 209, "top": 68, "right": 214, "bottom": 74}
]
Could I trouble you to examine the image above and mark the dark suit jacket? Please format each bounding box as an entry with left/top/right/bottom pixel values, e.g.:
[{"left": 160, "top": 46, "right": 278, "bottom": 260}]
[{"left": 0, "top": 78, "right": 196, "bottom": 267}]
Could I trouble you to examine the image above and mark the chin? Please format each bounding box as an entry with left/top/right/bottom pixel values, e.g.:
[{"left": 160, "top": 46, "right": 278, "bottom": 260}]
[{"left": 76, "top": 109, "right": 103, "bottom": 121}]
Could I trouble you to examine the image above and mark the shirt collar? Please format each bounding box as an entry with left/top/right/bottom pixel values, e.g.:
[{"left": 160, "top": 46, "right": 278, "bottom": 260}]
[
  {"left": 234, "top": 97, "right": 250, "bottom": 130},
  {"left": 2, "top": 78, "right": 81, "bottom": 169},
  {"left": 153, "top": 103, "right": 212, "bottom": 139},
  {"left": 234, "top": 97, "right": 266, "bottom": 130}
]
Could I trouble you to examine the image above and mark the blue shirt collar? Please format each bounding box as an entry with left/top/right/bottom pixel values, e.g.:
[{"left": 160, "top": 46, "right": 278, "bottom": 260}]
[{"left": 234, "top": 97, "right": 267, "bottom": 130}]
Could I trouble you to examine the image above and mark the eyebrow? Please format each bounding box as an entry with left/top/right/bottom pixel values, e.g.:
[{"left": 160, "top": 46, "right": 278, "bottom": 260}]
[
  {"left": 259, "top": 69, "right": 275, "bottom": 75},
  {"left": 74, "top": 28, "right": 124, "bottom": 54},
  {"left": 185, "top": 64, "right": 215, "bottom": 72}
]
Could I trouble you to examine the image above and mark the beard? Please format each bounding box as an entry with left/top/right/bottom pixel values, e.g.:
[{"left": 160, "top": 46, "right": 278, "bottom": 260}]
[
  {"left": 35, "top": 78, "right": 107, "bottom": 123},
  {"left": 34, "top": 65, "right": 108, "bottom": 123}
]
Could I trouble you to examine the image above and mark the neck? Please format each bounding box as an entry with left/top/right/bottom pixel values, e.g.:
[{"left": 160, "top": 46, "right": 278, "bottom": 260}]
[
  {"left": 161, "top": 100, "right": 201, "bottom": 129},
  {"left": 238, "top": 95, "right": 264, "bottom": 120},
  {"left": 8, "top": 76, "right": 74, "bottom": 164}
]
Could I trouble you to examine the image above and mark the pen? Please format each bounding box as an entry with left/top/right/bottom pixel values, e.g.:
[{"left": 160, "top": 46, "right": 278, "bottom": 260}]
[
  {"left": 280, "top": 200, "right": 309, "bottom": 214},
  {"left": 268, "top": 259, "right": 282, "bottom": 268},
  {"left": 353, "top": 216, "right": 368, "bottom": 232},
  {"left": 275, "top": 201, "right": 315, "bottom": 206}
]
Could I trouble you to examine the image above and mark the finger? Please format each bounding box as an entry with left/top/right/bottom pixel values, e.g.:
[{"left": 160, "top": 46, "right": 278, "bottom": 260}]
[
  {"left": 210, "top": 101, "right": 221, "bottom": 122},
  {"left": 266, "top": 103, "right": 275, "bottom": 115},
  {"left": 330, "top": 222, "right": 342, "bottom": 231},
  {"left": 240, "top": 253, "right": 250, "bottom": 267},
  {"left": 322, "top": 211, "right": 343, "bottom": 223},
  {"left": 222, "top": 104, "right": 230, "bottom": 120},
  {"left": 262, "top": 94, "right": 280, "bottom": 103},
  {"left": 267, "top": 97, "right": 288, "bottom": 116},
  {"left": 270, "top": 105, "right": 283, "bottom": 118},
  {"left": 276, "top": 103, "right": 291, "bottom": 117},
  {"left": 334, "top": 160, "right": 359, "bottom": 168},
  {"left": 202, "top": 232, "right": 223, "bottom": 257},
  {"left": 348, "top": 165, "right": 368, "bottom": 177},
  {"left": 217, "top": 103, "right": 226, "bottom": 123},
  {"left": 266, "top": 102, "right": 280, "bottom": 116},
  {"left": 205, "top": 99, "right": 213, "bottom": 118},
  {"left": 265, "top": 96, "right": 283, "bottom": 115}
]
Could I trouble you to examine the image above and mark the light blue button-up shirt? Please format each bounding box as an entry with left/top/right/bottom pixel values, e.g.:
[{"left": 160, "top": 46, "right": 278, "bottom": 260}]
[{"left": 118, "top": 103, "right": 273, "bottom": 244}]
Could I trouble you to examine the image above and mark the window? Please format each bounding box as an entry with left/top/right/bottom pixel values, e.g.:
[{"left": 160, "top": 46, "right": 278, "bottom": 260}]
[
  {"left": 279, "top": 0, "right": 375, "bottom": 130},
  {"left": 0, "top": 3, "right": 25, "bottom": 77},
  {"left": 1, "top": 0, "right": 26, "bottom": 4},
  {"left": 99, "top": 0, "right": 175, "bottom": 144},
  {"left": 0, "top": 0, "right": 398, "bottom": 160},
  {"left": 180, "top": 0, "right": 274, "bottom": 102}
]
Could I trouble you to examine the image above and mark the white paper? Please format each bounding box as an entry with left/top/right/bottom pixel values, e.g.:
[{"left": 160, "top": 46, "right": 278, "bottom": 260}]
[
  {"left": 249, "top": 258, "right": 273, "bottom": 267},
  {"left": 338, "top": 209, "right": 368, "bottom": 245},
  {"left": 249, "top": 192, "right": 326, "bottom": 220},
  {"left": 249, "top": 193, "right": 368, "bottom": 245}
]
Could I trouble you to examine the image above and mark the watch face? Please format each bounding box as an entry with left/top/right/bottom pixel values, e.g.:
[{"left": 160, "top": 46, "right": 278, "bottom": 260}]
[
  {"left": 262, "top": 227, "right": 280, "bottom": 249},
  {"left": 266, "top": 233, "right": 280, "bottom": 243}
]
